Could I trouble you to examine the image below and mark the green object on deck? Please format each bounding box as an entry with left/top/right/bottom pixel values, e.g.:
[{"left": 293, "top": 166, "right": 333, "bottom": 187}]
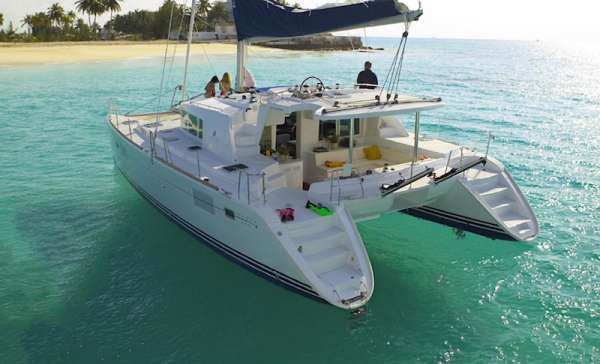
[
  {"left": 306, "top": 201, "right": 334, "bottom": 216},
  {"left": 310, "top": 206, "right": 334, "bottom": 216}
]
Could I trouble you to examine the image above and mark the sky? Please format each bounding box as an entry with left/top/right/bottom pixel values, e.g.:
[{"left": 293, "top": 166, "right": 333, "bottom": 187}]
[{"left": 1, "top": 0, "right": 598, "bottom": 42}]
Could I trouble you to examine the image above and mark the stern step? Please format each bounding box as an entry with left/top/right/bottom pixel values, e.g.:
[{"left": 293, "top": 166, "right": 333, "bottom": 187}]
[{"left": 305, "top": 246, "right": 350, "bottom": 275}]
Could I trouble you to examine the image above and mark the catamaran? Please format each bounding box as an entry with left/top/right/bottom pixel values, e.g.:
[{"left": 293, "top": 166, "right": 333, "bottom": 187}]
[{"left": 108, "top": 0, "right": 538, "bottom": 309}]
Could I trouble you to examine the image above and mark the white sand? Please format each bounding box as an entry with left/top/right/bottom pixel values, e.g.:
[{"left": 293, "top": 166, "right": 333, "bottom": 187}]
[{"left": 0, "top": 41, "right": 282, "bottom": 66}]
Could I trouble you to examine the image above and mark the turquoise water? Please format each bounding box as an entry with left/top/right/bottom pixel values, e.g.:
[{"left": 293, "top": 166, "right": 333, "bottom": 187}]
[{"left": 1, "top": 38, "right": 600, "bottom": 363}]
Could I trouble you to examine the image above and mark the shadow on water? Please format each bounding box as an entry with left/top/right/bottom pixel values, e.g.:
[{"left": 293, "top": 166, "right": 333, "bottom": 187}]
[
  {"left": 9, "top": 173, "right": 346, "bottom": 363},
  {"left": 7, "top": 168, "right": 542, "bottom": 363}
]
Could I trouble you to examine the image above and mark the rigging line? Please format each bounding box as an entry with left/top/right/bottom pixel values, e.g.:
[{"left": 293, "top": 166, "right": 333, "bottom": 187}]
[
  {"left": 378, "top": 37, "right": 402, "bottom": 96},
  {"left": 378, "top": 35, "right": 403, "bottom": 100},
  {"left": 386, "top": 20, "right": 411, "bottom": 102},
  {"left": 192, "top": 18, "right": 218, "bottom": 77},
  {"left": 392, "top": 20, "right": 411, "bottom": 97},
  {"left": 387, "top": 26, "right": 405, "bottom": 98},
  {"left": 168, "top": 5, "right": 186, "bottom": 83},
  {"left": 388, "top": 36, "right": 406, "bottom": 99},
  {"left": 378, "top": 17, "right": 410, "bottom": 100},
  {"left": 199, "top": 42, "right": 218, "bottom": 77},
  {"left": 165, "top": 3, "right": 187, "bottom": 93},
  {"left": 155, "top": 0, "right": 178, "bottom": 123},
  {"left": 391, "top": 32, "right": 408, "bottom": 99}
]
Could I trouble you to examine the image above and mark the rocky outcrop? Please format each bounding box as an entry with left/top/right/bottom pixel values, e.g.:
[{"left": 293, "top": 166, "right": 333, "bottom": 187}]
[{"left": 258, "top": 34, "right": 363, "bottom": 51}]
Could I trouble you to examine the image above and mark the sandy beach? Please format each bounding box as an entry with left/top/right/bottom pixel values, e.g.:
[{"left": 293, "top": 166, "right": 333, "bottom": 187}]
[{"left": 0, "top": 41, "right": 281, "bottom": 66}]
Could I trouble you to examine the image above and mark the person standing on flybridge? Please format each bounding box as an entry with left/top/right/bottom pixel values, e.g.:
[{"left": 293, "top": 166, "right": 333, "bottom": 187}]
[{"left": 356, "top": 61, "right": 378, "bottom": 89}]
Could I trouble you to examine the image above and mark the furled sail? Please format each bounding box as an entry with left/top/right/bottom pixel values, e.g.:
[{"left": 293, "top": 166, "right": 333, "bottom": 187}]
[{"left": 231, "top": 0, "right": 423, "bottom": 42}]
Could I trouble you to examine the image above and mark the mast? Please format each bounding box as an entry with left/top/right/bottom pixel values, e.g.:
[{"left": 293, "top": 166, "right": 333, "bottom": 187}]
[
  {"left": 182, "top": 0, "right": 197, "bottom": 101},
  {"left": 235, "top": 40, "right": 248, "bottom": 92}
]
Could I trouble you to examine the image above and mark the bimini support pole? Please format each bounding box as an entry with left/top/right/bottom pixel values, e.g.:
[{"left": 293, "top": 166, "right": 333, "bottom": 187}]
[
  {"left": 235, "top": 40, "right": 248, "bottom": 91},
  {"left": 349, "top": 118, "right": 354, "bottom": 164},
  {"left": 411, "top": 112, "right": 420, "bottom": 177},
  {"left": 181, "top": 0, "right": 197, "bottom": 101}
]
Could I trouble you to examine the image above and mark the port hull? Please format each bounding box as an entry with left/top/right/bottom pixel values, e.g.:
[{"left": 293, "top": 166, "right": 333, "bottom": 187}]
[{"left": 108, "top": 121, "right": 323, "bottom": 302}]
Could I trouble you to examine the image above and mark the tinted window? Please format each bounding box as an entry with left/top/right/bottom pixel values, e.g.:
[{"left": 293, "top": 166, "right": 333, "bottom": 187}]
[
  {"left": 183, "top": 113, "right": 203, "bottom": 138},
  {"left": 319, "top": 120, "right": 337, "bottom": 141},
  {"left": 340, "top": 118, "right": 360, "bottom": 137}
]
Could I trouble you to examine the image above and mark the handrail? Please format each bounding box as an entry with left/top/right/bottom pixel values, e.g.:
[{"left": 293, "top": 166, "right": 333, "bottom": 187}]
[
  {"left": 484, "top": 131, "right": 495, "bottom": 163},
  {"left": 236, "top": 170, "right": 267, "bottom": 205},
  {"left": 170, "top": 85, "right": 183, "bottom": 108},
  {"left": 328, "top": 168, "right": 352, "bottom": 205},
  {"left": 433, "top": 157, "right": 486, "bottom": 184},
  {"left": 381, "top": 167, "right": 434, "bottom": 197}
]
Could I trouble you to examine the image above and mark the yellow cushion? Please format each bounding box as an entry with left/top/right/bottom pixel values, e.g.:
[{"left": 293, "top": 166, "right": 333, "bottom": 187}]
[{"left": 363, "top": 145, "right": 382, "bottom": 160}]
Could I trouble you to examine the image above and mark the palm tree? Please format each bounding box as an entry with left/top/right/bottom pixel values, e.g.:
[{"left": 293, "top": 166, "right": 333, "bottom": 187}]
[
  {"left": 197, "top": 0, "right": 212, "bottom": 18},
  {"left": 76, "top": 0, "right": 106, "bottom": 28},
  {"left": 89, "top": 0, "right": 107, "bottom": 31},
  {"left": 0, "top": 13, "right": 4, "bottom": 28},
  {"left": 29, "top": 12, "right": 52, "bottom": 38},
  {"left": 62, "top": 11, "right": 76, "bottom": 31},
  {"left": 48, "top": 3, "right": 65, "bottom": 28},
  {"left": 76, "top": 0, "right": 93, "bottom": 27},
  {"left": 103, "top": 0, "right": 122, "bottom": 34},
  {"left": 22, "top": 15, "right": 34, "bottom": 35}
]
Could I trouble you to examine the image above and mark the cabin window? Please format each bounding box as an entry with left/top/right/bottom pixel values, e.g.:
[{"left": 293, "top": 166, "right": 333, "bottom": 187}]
[
  {"left": 275, "top": 112, "right": 297, "bottom": 158},
  {"left": 183, "top": 113, "right": 203, "bottom": 138},
  {"left": 340, "top": 118, "right": 360, "bottom": 137},
  {"left": 319, "top": 119, "right": 360, "bottom": 141},
  {"left": 319, "top": 120, "right": 337, "bottom": 141}
]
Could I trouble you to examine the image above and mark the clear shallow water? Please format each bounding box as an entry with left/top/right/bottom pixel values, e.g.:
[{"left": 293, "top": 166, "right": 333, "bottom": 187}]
[{"left": 1, "top": 38, "right": 600, "bottom": 363}]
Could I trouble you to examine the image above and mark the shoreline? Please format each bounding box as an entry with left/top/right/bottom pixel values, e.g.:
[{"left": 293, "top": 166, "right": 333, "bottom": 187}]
[{"left": 0, "top": 41, "right": 285, "bottom": 66}]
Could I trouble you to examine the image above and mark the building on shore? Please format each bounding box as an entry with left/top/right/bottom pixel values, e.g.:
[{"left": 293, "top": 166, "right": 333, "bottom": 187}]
[{"left": 169, "top": 23, "right": 236, "bottom": 42}]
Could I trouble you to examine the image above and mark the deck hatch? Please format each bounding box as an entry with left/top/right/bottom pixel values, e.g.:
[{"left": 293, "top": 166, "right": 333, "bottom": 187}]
[
  {"left": 225, "top": 208, "right": 235, "bottom": 219},
  {"left": 223, "top": 163, "right": 248, "bottom": 172}
]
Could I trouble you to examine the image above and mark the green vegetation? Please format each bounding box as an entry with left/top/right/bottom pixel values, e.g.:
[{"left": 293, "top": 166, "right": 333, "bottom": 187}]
[
  {"left": 0, "top": 0, "right": 233, "bottom": 42},
  {"left": 110, "top": 0, "right": 232, "bottom": 40}
]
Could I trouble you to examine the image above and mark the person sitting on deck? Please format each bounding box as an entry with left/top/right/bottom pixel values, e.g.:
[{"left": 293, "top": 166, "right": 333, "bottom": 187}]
[
  {"left": 204, "top": 75, "right": 219, "bottom": 98},
  {"left": 356, "top": 61, "right": 378, "bottom": 89},
  {"left": 220, "top": 72, "right": 232, "bottom": 96}
]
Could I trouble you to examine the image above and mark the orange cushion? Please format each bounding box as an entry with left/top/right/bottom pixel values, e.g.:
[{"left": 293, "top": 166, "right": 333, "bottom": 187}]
[{"left": 324, "top": 160, "right": 346, "bottom": 168}]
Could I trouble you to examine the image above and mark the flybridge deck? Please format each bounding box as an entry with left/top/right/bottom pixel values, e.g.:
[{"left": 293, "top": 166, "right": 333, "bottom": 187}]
[{"left": 228, "top": 86, "right": 444, "bottom": 117}]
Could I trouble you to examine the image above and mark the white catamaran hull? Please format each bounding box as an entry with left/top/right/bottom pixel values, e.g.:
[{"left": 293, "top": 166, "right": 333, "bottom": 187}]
[{"left": 109, "top": 124, "right": 326, "bottom": 302}]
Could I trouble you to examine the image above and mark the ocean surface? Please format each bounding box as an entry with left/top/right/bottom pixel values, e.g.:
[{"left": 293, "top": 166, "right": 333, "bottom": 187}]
[{"left": 1, "top": 37, "right": 600, "bottom": 363}]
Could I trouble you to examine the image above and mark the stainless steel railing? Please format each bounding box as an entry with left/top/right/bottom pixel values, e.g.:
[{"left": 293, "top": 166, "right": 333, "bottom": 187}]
[
  {"left": 328, "top": 169, "right": 365, "bottom": 205},
  {"left": 237, "top": 170, "right": 267, "bottom": 205}
]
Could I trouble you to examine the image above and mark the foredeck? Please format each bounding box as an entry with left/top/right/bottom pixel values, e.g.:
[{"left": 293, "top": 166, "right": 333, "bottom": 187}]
[{"left": 109, "top": 111, "right": 329, "bottom": 225}]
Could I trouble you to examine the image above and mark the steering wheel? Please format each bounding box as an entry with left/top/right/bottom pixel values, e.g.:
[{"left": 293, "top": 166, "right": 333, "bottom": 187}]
[{"left": 298, "top": 76, "right": 326, "bottom": 94}]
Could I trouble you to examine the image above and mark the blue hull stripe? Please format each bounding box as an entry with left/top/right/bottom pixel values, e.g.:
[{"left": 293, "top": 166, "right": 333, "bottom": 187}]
[
  {"left": 117, "top": 167, "right": 324, "bottom": 302},
  {"left": 403, "top": 206, "right": 515, "bottom": 241}
]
